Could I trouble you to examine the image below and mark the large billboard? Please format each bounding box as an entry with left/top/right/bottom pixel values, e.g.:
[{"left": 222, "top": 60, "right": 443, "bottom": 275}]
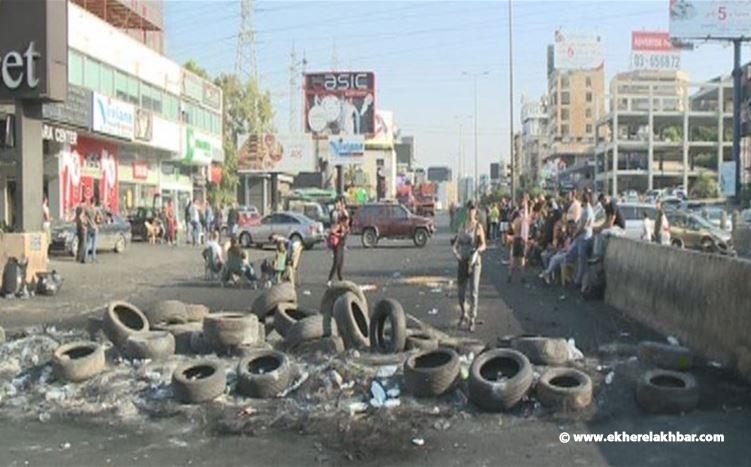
[
  {"left": 554, "top": 30, "right": 604, "bottom": 70},
  {"left": 670, "top": 0, "right": 751, "bottom": 39},
  {"left": 304, "top": 72, "right": 375, "bottom": 136},
  {"left": 366, "top": 110, "right": 394, "bottom": 149},
  {"left": 631, "top": 31, "right": 681, "bottom": 70},
  {"left": 237, "top": 133, "right": 315, "bottom": 174}
]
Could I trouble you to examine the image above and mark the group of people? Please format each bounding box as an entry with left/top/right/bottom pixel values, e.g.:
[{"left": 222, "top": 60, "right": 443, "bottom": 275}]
[
  {"left": 74, "top": 197, "right": 104, "bottom": 264},
  {"left": 141, "top": 200, "right": 242, "bottom": 247}
]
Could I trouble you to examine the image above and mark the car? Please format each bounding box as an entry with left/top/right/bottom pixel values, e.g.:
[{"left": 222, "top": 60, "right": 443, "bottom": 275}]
[
  {"left": 741, "top": 208, "right": 751, "bottom": 227},
  {"left": 49, "top": 211, "right": 132, "bottom": 257},
  {"left": 287, "top": 200, "right": 331, "bottom": 229},
  {"left": 660, "top": 196, "right": 683, "bottom": 211},
  {"left": 237, "top": 211, "right": 324, "bottom": 250},
  {"left": 350, "top": 203, "right": 435, "bottom": 248},
  {"left": 127, "top": 207, "right": 163, "bottom": 241},
  {"left": 666, "top": 210, "right": 734, "bottom": 255},
  {"left": 695, "top": 206, "right": 732, "bottom": 233}
]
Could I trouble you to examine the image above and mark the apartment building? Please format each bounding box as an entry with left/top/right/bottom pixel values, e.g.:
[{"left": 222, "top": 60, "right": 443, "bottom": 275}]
[{"left": 520, "top": 95, "right": 548, "bottom": 185}]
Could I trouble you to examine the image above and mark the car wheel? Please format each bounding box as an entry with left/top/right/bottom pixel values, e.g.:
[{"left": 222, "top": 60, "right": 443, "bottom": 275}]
[
  {"left": 701, "top": 237, "right": 715, "bottom": 253},
  {"left": 114, "top": 235, "right": 126, "bottom": 253},
  {"left": 239, "top": 232, "right": 252, "bottom": 248},
  {"left": 413, "top": 228, "right": 429, "bottom": 248},
  {"left": 362, "top": 228, "right": 377, "bottom": 248},
  {"left": 69, "top": 236, "right": 79, "bottom": 257},
  {"left": 289, "top": 233, "right": 303, "bottom": 245},
  {"left": 671, "top": 239, "right": 684, "bottom": 249}
]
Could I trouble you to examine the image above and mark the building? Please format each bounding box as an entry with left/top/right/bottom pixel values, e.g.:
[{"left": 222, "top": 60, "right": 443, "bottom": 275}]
[
  {"left": 594, "top": 69, "right": 732, "bottom": 195},
  {"left": 520, "top": 95, "right": 548, "bottom": 185},
  {"left": 0, "top": 1, "right": 223, "bottom": 227}
]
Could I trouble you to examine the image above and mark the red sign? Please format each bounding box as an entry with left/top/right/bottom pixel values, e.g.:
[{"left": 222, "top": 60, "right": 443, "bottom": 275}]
[
  {"left": 210, "top": 165, "right": 223, "bottom": 185},
  {"left": 632, "top": 32, "right": 674, "bottom": 52},
  {"left": 304, "top": 72, "right": 375, "bottom": 136},
  {"left": 59, "top": 137, "right": 120, "bottom": 219},
  {"left": 132, "top": 162, "right": 149, "bottom": 180}
]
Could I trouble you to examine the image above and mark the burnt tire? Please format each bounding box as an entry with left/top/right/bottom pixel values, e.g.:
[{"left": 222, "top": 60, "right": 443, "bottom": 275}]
[
  {"left": 290, "top": 336, "right": 345, "bottom": 355},
  {"left": 636, "top": 369, "right": 699, "bottom": 414},
  {"left": 251, "top": 282, "right": 297, "bottom": 321},
  {"left": 203, "top": 313, "right": 260, "bottom": 350},
  {"left": 103, "top": 301, "right": 149, "bottom": 348},
  {"left": 536, "top": 367, "right": 593, "bottom": 411},
  {"left": 274, "top": 303, "right": 318, "bottom": 338},
  {"left": 189, "top": 331, "right": 214, "bottom": 355},
  {"left": 184, "top": 304, "right": 210, "bottom": 323},
  {"left": 369, "top": 299, "right": 407, "bottom": 354},
  {"left": 285, "top": 314, "right": 339, "bottom": 349},
  {"left": 144, "top": 300, "right": 188, "bottom": 327},
  {"left": 320, "top": 280, "right": 367, "bottom": 317},
  {"left": 404, "top": 348, "right": 460, "bottom": 397},
  {"left": 468, "top": 348, "right": 533, "bottom": 411},
  {"left": 236, "top": 350, "right": 292, "bottom": 398},
  {"left": 124, "top": 331, "right": 176, "bottom": 360},
  {"left": 637, "top": 341, "right": 693, "bottom": 371},
  {"left": 511, "top": 336, "right": 569, "bottom": 365},
  {"left": 52, "top": 341, "right": 106, "bottom": 382},
  {"left": 153, "top": 322, "right": 202, "bottom": 355},
  {"left": 332, "top": 292, "right": 370, "bottom": 350},
  {"left": 172, "top": 360, "right": 226, "bottom": 404},
  {"left": 405, "top": 332, "right": 439, "bottom": 351}
]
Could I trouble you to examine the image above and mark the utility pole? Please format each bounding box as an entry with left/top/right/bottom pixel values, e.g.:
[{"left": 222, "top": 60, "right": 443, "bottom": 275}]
[
  {"left": 289, "top": 44, "right": 298, "bottom": 133},
  {"left": 733, "top": 39, "right": 742, "bottom": 202},
  {"left": 508, "top": 0, "right": 515, "bottom": 201},
  {"left": 236, "top": 0, "right": 258, "bottom": 83},
  {"left": 474, "top": 76, "right": 479, "bottom": 201}
]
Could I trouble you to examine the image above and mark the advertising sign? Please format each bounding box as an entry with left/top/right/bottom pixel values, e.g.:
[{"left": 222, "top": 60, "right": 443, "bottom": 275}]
[
  {"left": 59, "top": 137, "right": 119, "bottom": 218},
  {"left": 237, "top": 133, "right": 315, "bottom": 174},
  {"left": 631, "top": 31, "right": 681, "bottom": 70},
  {"left": 134, "top": 109, "right": 153, "bottom": 141},
  {"left": 554, "top": 30, "right": 604, "bottom": 70},
  {"left": 43, "top": 124, "right": 77, "bottom": 145},
  {"left": 150, "top": 116, "right": 181, "bottom": 153},
  {"left": 366, "top": 110, "right": 394, "bottom": 149},
  {"left": 184, "top": 126, "right": 214, "bottom": 166},
  {"left": 92, "top": 93, "right": 135, "bottom": 140},
  {"left": 304, "top": 72, "right": 375, "bottom": 136},
  {"left": 329, "top": 135, "right": 365, "bottom": 165},
  {"left": 42, "top": 85, "right": 92, "bottom": 129},
  {"left": 670, "top": 0, "right": 751, "bottom": 39},
  {"left": 0, "top": 0, "right": 68, "bottom": 102}
]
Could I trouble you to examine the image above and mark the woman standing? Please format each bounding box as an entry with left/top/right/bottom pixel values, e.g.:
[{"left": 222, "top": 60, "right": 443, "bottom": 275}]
[
  {"left": 327, "top": 197, "right": 350, "bottom": 284},
  {"left": 452, "top": 201, "right": 487, "bottom": 332}
]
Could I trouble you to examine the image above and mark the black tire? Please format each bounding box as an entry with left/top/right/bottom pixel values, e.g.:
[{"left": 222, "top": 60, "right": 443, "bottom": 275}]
[
  {"left": 114, "top": 235, "right": 126, "bottom": 253},
  {"left": 124, "top": 331, "right": 175, "bottom": 360},
  {"left": 405, "top": 332, "right": 439, "bottom": 351},
  {"left": 320, "top": 280, "right": 367, "bottom": 317},
  {"left": 290, "top": 336, "right": 345, "bottom": 355},
  {"left": 285, "top": 314, "right": 338, "bottom": 349},
  {"left": 636, "top": 369, "right": 699, "bottom": 414},
  {"left": 289, "top": 233, "right": 303, "bottom": 245},
  {"left": 536, "top": 367, "right": 593, "bottom": 411},
  {"left": 184, "top": 304, "right": 210, "bottom": 323},
  {"left": 203, "top": 312, "right": 260, "bottom": 350},
  {"left": 172, "top": 360, "right": 226, "bottom": 404},
  {"left": 189, "top": 331, "right": 214, "bottom": 355},
  {"left": 103, "top": 301, "right": 149, "bottom": 348},
  {"left": 52, "top": 341, "right": 105, "bottom": 382},
  {"left": 404, "top": 348, "right": 460, "bottom": 397},
  {"left": 274, "top": 303, "right": 318, "bottom": 338},
  {"left": 332, "top": 292, "right": 370, "bottom": 350},
  {"left": 637, "top": 341, "right": 693, "bottom": 370},
  {"left": 251, "top": 282, "right": 298, "bottom": 320},
  {"left": 362, "top": 228, "right": 378, "bottom": 248},
  {"left": 236, "top": 350, "right": 292, "bottom": 398},
  {"left": 144, "top": 300, "right": 188, "bottom": 327},
  {"left": 413, "top": 228, "right": 429, "bottom": 248},
  {"left": 510, "top": 336, "right": 569, "bottom": 365},
  {"left": 239, "top": 231, "right": 252, "bottom": 248},
  {"left": 153, "top": 322, "right": 202, "bottom": 355},
  {"left": 671, "top": 239, "right": 684, "bottom": 249},
  {"left": 369, "top": 299, "right": 407, "bottom": 354},
  {"left": 468, "top": 348, "right": 533, "bottom": 411}
]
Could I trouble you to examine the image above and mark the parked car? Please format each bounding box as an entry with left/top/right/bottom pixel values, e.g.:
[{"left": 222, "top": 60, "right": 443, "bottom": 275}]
[
  {"left": 350, "top": 203, "right": 435, "bottom": 248},
  {"left": 741, "top": 208, "right": 751, "bottom": 227},
  {"left": 666, "top": 210, "right": 734, "bottom": 255},
  {"left": 237, "top": 212, "right": 324, "bottom": 249},
  {"left": 287, "top": 200, "right": 330, "bottom": 229},
  {"left": 660, "top": 196, "right": 683, "bottom": 211},
  {"left": 695, "top": 206, "right": 732, "bottom": 233},
  {"left": 127, "top": 207, "right": 163, "bottom": 241},
  {"left": 49, "top": 212, "right": 132, "bottom": 257}
]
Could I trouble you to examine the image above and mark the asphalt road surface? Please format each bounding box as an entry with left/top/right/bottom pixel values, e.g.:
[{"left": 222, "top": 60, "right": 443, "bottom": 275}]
[{"left": 1, "top": 213, "right": 749, "bottom": 466}]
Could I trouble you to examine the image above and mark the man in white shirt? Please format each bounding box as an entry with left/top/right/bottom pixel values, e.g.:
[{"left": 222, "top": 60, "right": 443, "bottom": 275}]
[
  {"left": 204, "top": 231, "right": 223, "bottom": 273},
  {"left": 189, "top": 199, "right": 201, "bottom": 246},
  {"left": 566, "top": 191, "right": 582, "bottom": 224}
]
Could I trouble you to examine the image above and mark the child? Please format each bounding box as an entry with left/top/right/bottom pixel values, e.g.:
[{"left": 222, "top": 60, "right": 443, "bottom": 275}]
[{"left": 273, "top": 237, "right": 288, "bottom": 283}]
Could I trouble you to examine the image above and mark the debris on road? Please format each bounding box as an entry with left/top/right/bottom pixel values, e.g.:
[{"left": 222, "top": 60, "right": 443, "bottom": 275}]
[{"left": 411, "top": 437, "right": 425, "bottom": 447}]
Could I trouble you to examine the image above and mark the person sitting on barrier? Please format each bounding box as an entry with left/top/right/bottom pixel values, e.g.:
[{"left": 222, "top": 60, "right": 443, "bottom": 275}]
[
  {"left": 203, "top": 231, "right": 223, "bottom": 274},
  {"left": 221, "top": 236, "right": 256, "bottom": 286},
  {"left": 597, "top": 193, "right": 625, "bottom": 237}
]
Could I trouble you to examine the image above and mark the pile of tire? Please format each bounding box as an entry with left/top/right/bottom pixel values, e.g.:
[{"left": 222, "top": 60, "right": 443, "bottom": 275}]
[
  {"left": 251, "top": 282, "right": 298, "bottom": 328},
  {"left": 404, "top": 348, "right": 460, "bottom": 397},
  {"left": 52, "top": 341, "right": 106, "bottom": 382},
  {"left": 467, "top": 349, "right": 533, "bottom": 411},
  {"left": 369, "top": 299, "right": 407, "bottom": 354},
  {"left": 141, "top": 300, "right": 210, "bottom": 356},
  {"left": 636, "top": 340, "right": 698, "bottom": 414},
  {"left": 332, "top": 292, "right": 370, "bottom": 350},
  {"left": 203, "top": 312, "right": 263, "bottom": 355}
]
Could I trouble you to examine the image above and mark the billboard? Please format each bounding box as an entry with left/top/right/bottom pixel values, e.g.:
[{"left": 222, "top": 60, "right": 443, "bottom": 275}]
[
  {"left": 304, "top": 72, "right": 375, "bottom": 136},
  {"left": 670, "top": 0, "right": 751, "bottom": 39},
  {"left": 631, "top": 31, "right": 681, "bottom": 70},
  {"left": 328, "top": 135, "right": 365, "bottom": 165},
  {"left": 366, "top": 110, "right": 394, "bottom": 149},
  {"left": 237, "top": 133, "right": 315, "bottom": 174},
  {"left": 92, "top": 93, "right": 135, "bottom": 140},
  {"left": 554, "top": 30, "right": 603, "bottom": 70}
]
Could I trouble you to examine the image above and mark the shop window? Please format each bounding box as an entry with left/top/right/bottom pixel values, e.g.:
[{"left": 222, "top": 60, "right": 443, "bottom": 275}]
[
  {"left": 100, "top": 65, "right": 114, "bottom": 97},
  {"left": 68, "top": 50, "right": 83, "bottom": 86},
  {"left": 84, "top": 57, "right": 100, "bottom": 92}
]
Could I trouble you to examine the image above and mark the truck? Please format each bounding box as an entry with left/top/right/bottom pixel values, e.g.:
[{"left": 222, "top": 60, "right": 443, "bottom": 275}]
[{"left": 396, "top": 182, "right": 436, "bottom": 217}]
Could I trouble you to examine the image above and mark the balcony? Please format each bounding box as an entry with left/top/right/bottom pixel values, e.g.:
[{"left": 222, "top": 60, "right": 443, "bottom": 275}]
[{"left": 73, "top": 0, "right": 163, "bottom": 31}]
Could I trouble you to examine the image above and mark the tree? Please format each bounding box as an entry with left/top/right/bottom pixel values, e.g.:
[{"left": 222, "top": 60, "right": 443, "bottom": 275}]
[
  {"left": 183, "top": 60, "right": 210, "bottom": 80},
  {"left": 691, "top": 171, "right": 718, "bottom": 199}
]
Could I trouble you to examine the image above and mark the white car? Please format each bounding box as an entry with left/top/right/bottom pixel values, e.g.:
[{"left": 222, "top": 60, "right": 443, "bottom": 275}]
[{"left": 594, "top": 202, "right": 657, "bottom": 240}]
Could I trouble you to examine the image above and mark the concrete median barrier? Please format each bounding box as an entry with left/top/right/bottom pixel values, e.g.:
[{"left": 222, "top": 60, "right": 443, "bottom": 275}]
[{"left": 604, "top": 237, "right": 751, "bottom": 382}]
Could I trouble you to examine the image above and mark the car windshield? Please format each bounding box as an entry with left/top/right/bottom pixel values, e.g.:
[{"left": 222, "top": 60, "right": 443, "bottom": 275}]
[{"left": 690, "top": 214, "right": 717, "bottom": 231}]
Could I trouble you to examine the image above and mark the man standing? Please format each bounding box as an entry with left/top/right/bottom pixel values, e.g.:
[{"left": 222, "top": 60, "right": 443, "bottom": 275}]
[
  {"left": 227, "top": 203, "right": 240, "bottom": 239},
  {"left": 654, "top": 201, "right": 671, "bottom": 245},
  {"left": 85, "top": 198, "right": 100, "bottom": 263},
  {"left": 573, "top": 192, "right": 595, "bottom": 290},
  {"left": 489, "top": 202, "right": 500, "bottom": 243},
  {"left": 508, "top": 194, "right": 529, "bottom": 284},
  {"left": 75, "top": 203, "right": 88, "bottom": 264},
  {"left": 189, "top": 199, "right": 201, "bottom": 246},
  {"left": 566, "top": 191, "right": 582, "bottom": 224}
]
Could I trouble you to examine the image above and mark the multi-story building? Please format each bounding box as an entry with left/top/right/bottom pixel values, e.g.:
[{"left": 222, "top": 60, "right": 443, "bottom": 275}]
[
  {"left": 520, "top": 95, "right": 548, "bottom": 185},
  {"left": 0, "top": 1, "right": 223, "bottom": 227},
  {"left": 594, "top": 69, "right": 732, "bottom": 196}
]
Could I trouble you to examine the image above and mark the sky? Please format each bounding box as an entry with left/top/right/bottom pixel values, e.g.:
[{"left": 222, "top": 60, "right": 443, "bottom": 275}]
[{"left": 165, "top": 0, "right": 750, "bottom": 179}]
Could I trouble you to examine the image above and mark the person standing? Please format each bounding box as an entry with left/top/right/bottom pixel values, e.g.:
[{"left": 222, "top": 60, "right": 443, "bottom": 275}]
[
  {"left": 641, "top": 211, "right": 654, "bottom": 242},
  {"left": 489, "top": 202, "right": 500, "bottom": 243},
  {"left": 452, "top": 201, "right": 486, "bottom": 332},
  {"left": 184, "top": 200, "right": 192, "bottom": 244},
  {"left": 327, "top": 197, "right": 350, "bottom": 284},
  {"left": 189, "top": 199, "right": 201, "bottom": 246},
  {"left": 574, "top": 192, "right": 595, "bottom": 289},
  {"left": 654, "top": 201, "right": 671, "bottom": 245},
  {"left": 566, "top": 191, "right": 582, "bottom": 224},
  {"left": 508, "top": 194, "right": 529, "bottom": 284},
  {"left": 75, "top": 203, "right": 88, "bottom": 264},
  {"left": 85, "top": 198, "right": 100, "bottom": 263},
  {"left": 205, "top": 203, "right": 214, "bottom": 237},
  {"left": 42, "top": 197, "right": 51, "bottom": 248},
  {"left": 227, "top": 202, "right": 240, "bottom": 239},
  {"left": 165, "top": 200, "right": 177, "bottom": 246}
]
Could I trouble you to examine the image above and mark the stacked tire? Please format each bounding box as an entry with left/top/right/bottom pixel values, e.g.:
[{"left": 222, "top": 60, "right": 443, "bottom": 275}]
[
  {"left": 332, "top": 292, "right": 370, "bottom": 350},
  {"left": 636, "top": 340, "right": 698, "bottom": 414},
  {"left": 468, "top": 349, "right": 533, "bottom": 411}
]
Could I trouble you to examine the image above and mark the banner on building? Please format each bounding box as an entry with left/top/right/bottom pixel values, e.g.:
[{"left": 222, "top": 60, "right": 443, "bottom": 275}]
[
  {"left": 669, "top": 0, "right": 751, "bottom": 39},
  {"left": 329, "top": 135, "right": 365, "bottom": 165},
  {"left": 134, "top": 109, "right": 153, "bottom": 141},
  {"left": 631, "top": 31, "right": 681, "bottom": 70},
  {"left": 237, "top": 133, "right": 315, "bottom": 174},
  {"left": 92, "top": 93, "right": 134, "bottom": 140},
  {"left": 183, "top": 127, "right": 219, "bottom": 166},
  {"left": 59, "top": 137, "right": 120, "bottom": 219},
  {"left": 366, "top": 110, "right": 394, "bottom": 149},
  {"left": 304, "top": 72, "right": 375, "bottom": 136},
  {"left": 554, "top": 30, "right": 604, "bottom": 70}
]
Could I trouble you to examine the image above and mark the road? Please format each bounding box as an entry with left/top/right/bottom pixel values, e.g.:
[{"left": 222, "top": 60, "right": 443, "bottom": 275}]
[{"left": 1, "top": 213, "right": 749, "bottom": 466}]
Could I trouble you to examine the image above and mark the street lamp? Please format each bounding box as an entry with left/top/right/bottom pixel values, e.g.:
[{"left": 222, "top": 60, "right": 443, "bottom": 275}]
[
  {"left": 462, "top": 71, "right": 490, "bottom": 201},
  {"left": 453, "top": 114, "right": 472, "bottom": 203}
]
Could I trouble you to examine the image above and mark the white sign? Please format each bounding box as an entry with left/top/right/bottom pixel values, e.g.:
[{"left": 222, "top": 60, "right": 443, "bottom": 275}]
[
  {"left": 720, "top": 161, "right": 736, "bottom": 197},
  {"left": 329, "top": 135, "right": 365, "bottom": 165},
  {"left": 631, "top": 31, "right": 681, "bottom": 70},
  {"left": 670, "top": 0, "right": 751, "bottom": 39},
  {"left": 150, "top": 116, "right": 181, "bottom": 153},
  {"left": 554, "top": 30, "right": 604, "bottom": 70},
  {"left": 42, "top": 124, "right": 77, "bottom": 145},
  {"left": 92, "top": 93, "right": 134, "bottom": 139}
]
